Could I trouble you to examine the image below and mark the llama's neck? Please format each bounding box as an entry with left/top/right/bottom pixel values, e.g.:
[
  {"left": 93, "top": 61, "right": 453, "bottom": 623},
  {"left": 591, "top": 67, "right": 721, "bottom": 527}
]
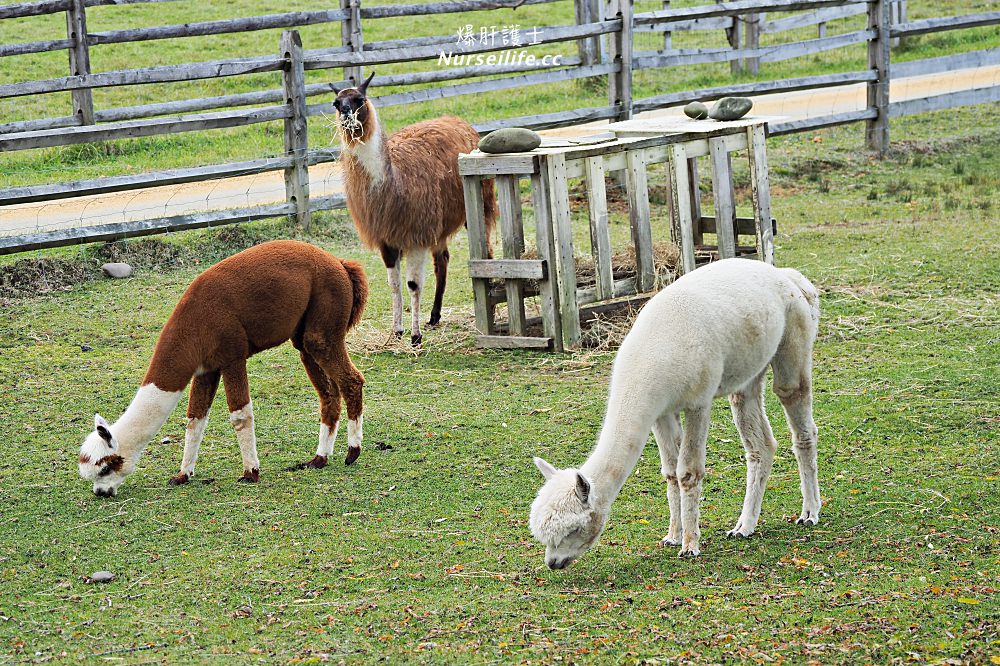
[
  {"left": 344, "top": 109, "right": 388, "bottom": 186},
  {"left": 579, "top": 401, "right": 652, "bottom": 512},
  {"left": 112, "top": 383, "right": 184, "bottom": 471}
]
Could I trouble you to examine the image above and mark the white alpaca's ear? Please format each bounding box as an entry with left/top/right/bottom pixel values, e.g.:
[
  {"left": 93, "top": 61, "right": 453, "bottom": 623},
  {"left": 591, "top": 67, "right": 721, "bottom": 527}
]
[
  {"left": 534, "top": 457, "right": 557, "bottom": 481},
  {"left": 94, "top": 413, "right": 113, "bottom": 446},
  {"left": 576, "top": 473, "right": 592, "bottom": 505}
]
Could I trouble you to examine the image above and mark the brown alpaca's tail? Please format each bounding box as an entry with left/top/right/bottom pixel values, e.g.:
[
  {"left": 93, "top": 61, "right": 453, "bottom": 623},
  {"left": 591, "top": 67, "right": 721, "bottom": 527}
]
[{"left": 341, "top": 259, "right": 369, "bottom": 330}]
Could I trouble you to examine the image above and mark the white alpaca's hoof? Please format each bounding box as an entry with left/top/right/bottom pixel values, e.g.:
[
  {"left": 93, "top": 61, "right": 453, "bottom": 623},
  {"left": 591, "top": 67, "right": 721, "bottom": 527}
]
[
  {"left": 678, "top": 547, "right": 700, "bottom": 558},
  {"left": 661, "top": 534, "right": 681, "bottom": 546},
  {"left": 726, "top": 524, "right": 754, "bottom": 539},
  {"left": 796, "top": 511, "right": 819, "bottom": 526}
]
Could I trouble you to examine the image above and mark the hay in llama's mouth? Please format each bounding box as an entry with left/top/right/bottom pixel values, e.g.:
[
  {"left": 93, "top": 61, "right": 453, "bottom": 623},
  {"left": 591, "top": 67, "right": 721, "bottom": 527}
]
[{"left": 340, "top": 107, "right": 365, "bottom": 141}]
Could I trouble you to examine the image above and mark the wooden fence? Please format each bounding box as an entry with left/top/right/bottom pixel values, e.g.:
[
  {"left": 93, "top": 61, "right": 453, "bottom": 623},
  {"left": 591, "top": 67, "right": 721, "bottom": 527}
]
[{"left": 2, "top": 0, "right": 1000, "bottom": 255}]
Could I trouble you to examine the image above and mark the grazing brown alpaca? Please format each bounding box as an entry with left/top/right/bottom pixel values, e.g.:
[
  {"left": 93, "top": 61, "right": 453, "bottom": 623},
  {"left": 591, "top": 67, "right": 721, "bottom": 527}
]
[
  {"left": 333, "top": 72, "right": 496, "bottom": 345},
  {"left": 78, "top": 240, "right": 368, "bottom": 497}
]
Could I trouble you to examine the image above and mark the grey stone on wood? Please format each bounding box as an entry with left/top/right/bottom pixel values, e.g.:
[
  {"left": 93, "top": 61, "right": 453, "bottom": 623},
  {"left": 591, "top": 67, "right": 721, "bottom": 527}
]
[
  {"left": 709, "top": 97, "right": 753, "bottom": 121},
  {"left": 478, "top": 128, "right": 542, "bottom": 154},
  {"left": 683, "top": 101, "right": 709, "bottom": 119},
  {"left": 101, "top": 262, "right": 133, "bottom": 278}
]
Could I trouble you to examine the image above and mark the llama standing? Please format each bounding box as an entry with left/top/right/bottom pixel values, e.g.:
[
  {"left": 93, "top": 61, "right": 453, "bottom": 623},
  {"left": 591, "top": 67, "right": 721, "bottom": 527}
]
[
  {"left": 78, "top": 240, "right": 368, "bottom": 497},
  {"left": 332, "top": 72, "right": 496, "bottom": 345},
  {"left": 530, "top": 259, "right": 821, "bottom": 569}
]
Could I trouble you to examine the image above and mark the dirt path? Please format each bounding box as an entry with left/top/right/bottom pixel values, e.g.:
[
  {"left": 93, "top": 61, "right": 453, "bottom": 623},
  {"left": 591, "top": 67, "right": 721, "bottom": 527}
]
[{"left": 2, "top": 65, "right": 998, "bottom": 239}]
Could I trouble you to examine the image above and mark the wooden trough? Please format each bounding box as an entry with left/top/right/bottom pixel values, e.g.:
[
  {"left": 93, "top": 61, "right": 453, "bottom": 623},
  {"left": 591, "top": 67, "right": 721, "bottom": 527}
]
[{"left": 458, "top": 117, "right": 777, "bottom": 352}]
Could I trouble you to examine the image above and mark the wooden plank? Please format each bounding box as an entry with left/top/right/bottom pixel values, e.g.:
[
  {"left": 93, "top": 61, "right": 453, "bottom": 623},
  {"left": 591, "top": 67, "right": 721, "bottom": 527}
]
[
  {"left": 709, "top": 136, "right": 737, "bottom": 259},
  {"left": 469, "top": 259, "right": 546, "bottom": 280},
  {"left": 746, "top": 124, "right": 775, "bottom": 265},
  {"left": 631, "top": 70, "right": 875, "bottom": 113},
  {"left": 357, "top": 55, "right": 583, "bottom": 86},
  {"left": 892, "top": 48, "right": 1000, "bottom": 79},
  {"left": 530, "top": 168, "right": 563, "bottom": 351},
  {"left": 670, "top": 144, "right": 696, "bottom": 275},
  {"left": 605, "top": 0, "right": 633, "bottom": 121},
  {"left": 463, "top": 176, "right": 495, "bottom": 336},
  {"left": 761, "top": 4, "right": 865, "bottom": 32},
  {"left": 496, "top": 175, "right": 528, "bottom": 335},
  {"left": 624, "top": 150, "right": 654, "bottom": 292},
  {"left": 770, "top": 108, "right": 876, "bottom": 134},
  {"left": 584, "top": 156, "right": 614, "bottom": 300},
  {"left": 281, "top": 31, "right": 310, "bottom": 229},
  {"left": 473, "top": 105, "right": 619, "bottom": 135},
  {"left": 698, "top": 216, "right": 762, "bottom": 236},
  {"left": 688, "top": 157, "right": 703, "bottom": 247},
  {"left": 361, "top": 0, "right": 559, "bottom": 19},
  {"left": 476, "top": 335, "right": 553, "bottom": 350},
  {"left": 543, "top": 153, "right": 582, "bottom": 349},
  {"left": 66, "top": 0, "right": 94, "bottom": 125},
  {"left": 0, "top": 203, "right": 295, "bottom": 256},
  {"left": 634, "top": 0, "right": 864, "bottom": 26},
  {"left": 576, "top": 277, "right": 639, "bottom": 306},
  {"left": 0, "top": 106, "right": 289, "bottom": 152},
  {"left": 0, "top": 0, "right": 69, "bottom": 19},
  {"left": 889, "top": 85, "right": 1000, "bottom": 117},
  {"left": 866, "top": 0, "right": 890, "bottom": 154},
  {"left": 458, "top": 153, "right": 537, "bottom": 177},
  {"left": 0, "top": 38, "right": 73, "bottom": 58},
  {"left": 891, "top": 11, "right": 1000, "bottom": 38}
]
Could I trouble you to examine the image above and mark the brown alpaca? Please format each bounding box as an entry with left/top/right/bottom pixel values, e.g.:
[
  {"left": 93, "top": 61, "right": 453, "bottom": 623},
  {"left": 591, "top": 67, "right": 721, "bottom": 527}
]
[
  {"left": 78, "top": 240, "right": 368, "bottom": 497},
  {"left": 333, "top": 72, "right": 496, "bottom": 345}
]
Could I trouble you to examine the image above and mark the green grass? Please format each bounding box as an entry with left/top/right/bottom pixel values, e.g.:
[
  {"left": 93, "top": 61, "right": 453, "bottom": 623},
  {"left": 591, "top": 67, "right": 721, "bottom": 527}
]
[
  {"left": 2, "top": 0, "right": 999, "bottom": 186},
  {"left": 1, "top": 107, "right": 998, "bottom": 663}
]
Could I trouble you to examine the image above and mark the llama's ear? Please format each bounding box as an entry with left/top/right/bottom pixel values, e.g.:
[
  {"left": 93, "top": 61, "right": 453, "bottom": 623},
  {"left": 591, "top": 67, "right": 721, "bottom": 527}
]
[
  {"left": 575, "top": 473, "right": 592, "bottom": 505},
  {"left": 330, "top": 82, "right": 341, "bottom": 95},
  {"left": 533, "top": 457, "right": 557, "bottom": 481},
  {"left": 358, "top": 70, "right": 375, "bottom": 96},
  {"left": 94, "top": 413, "right": 113, "bottom": 445}
]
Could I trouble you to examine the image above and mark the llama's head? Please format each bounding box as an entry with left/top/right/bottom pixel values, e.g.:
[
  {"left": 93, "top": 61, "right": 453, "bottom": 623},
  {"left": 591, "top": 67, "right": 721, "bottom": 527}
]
[
  {"left": 79, "top": 414, "right": 127, "bottom": 497},
  {"left": 331, "top": 72, "right": 376, "bottom": 145},
  {"left": 529, "top": 457, "right": 606, "bottom": 570}
]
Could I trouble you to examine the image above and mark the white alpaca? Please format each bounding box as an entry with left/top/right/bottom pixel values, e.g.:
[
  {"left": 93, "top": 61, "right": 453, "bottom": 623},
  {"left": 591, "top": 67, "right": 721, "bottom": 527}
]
[{"left": 530, "top": 258, "right": 821, "bottom": 569}]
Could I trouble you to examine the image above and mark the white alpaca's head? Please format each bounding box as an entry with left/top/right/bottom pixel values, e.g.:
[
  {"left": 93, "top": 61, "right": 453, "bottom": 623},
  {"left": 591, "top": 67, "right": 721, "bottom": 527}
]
[
  {"left": 529, "top": 457, "right": 607, "bottom": 570},
  {"left": 79, "top": 414, "right": 127, "bottom": 497}
]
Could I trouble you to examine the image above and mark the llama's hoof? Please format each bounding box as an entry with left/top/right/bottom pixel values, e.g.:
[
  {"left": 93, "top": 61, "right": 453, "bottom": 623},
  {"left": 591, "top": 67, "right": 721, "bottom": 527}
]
[
  {"left": 678, "top": 547, "right": 701, "bottom": 558},
  {"left": 796, "top": 512, "right": 819, "bottom": 526},
  {"left": 237, "top": 468, "right": 260, "bottom": 483},
  {"left": 344, "top": 446, "right": 361, "bottom": 465},
  {"left": 410, "top": 334, "right": 423, "bottom": 347},
  {"left": 427, "top": 314, "right": 441, "bottom": 328},
  {"left": 392, "top": 330, "right": 403, "bottom": 340},
  {"left": 302, "top": 455, "right": 328, "bottom": 470},
  {"left": 660, "top": 535, "right": 682, "bottom": 546},
  {"left": 168, "top": 473, "right": 190, "bottom": 486}
]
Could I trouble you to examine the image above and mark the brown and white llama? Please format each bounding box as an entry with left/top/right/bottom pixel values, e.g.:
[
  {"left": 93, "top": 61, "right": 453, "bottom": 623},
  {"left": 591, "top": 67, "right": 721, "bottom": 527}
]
[
  {"left": 78, "top": 240, "right": 368, "bottom": 497},
  {"left": 332, "top": 72, "right": 496, "bottom": 345}
]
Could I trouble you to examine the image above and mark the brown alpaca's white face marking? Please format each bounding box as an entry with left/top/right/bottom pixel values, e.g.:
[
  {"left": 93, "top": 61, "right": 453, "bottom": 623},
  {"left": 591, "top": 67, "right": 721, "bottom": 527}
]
[
  {"left": 79, "top": 414, "right": 126, "bottom": 497},
  {"left": 529, "top": 457, "right": 607, "bottom": 570}
]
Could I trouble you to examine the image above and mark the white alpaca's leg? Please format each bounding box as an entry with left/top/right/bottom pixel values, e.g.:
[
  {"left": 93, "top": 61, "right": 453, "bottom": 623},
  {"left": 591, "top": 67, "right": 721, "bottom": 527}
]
[
  {"left": 405, "top": 248, "right": 429, "bottom": 346},
  {"left": 652, "top": 412, "right": 683, "bottom": 546},
  {"left": 677, "top": 407, "right": 710, "bottom": 557},
  {"left": 727, "top": 371, "right": 778, "bottom": 538},
  {"left": 170, "top": 370, "right": 220, "bottom": 486},
  {"left": 773, "top": 333, "right": 821, "bottom": 525}
]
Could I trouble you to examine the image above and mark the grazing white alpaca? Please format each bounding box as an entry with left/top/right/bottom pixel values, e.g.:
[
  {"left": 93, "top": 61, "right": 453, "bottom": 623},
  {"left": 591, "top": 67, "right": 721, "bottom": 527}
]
[
  {"left": 78, "top": 240, "right": 368, "bottom": 497},
  {"left": 530, "top": 258, "right": 821, "bottom": 569},
  {"left": 332, "top": 72, "right": 496, "bottom": 345}
]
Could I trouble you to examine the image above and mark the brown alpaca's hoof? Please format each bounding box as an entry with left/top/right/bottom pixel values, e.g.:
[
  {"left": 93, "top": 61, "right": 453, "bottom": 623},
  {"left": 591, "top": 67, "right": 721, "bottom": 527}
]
[
  {"left": 237, "top": 468, "right": 260, "bottom": 483},
  {"left": 410, "top": 334, "right": 423, "bottom": 347},
  {"left": 304, "top": 455, "right": 328, "bottom": 469},
  {"left": 345, "top": 446, "right": 361, "bottom": 465},
  {"left": 168, "top": 473, "right": 190, "bottom": 486}
]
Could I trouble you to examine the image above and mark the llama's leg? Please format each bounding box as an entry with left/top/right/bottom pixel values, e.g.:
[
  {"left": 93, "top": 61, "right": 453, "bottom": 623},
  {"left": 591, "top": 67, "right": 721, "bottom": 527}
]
[
  {"left": 428, "top": 246, "right": 449, "bottom": 328},
  {"left": 380, "top": 244, "right": 403, "bottom": 339},
  {"left": 677, "top": 407, "right": 710, "bottom": 557},
  {"left": 405, "top": 247, "right": 429, "bottom": 346},
  {"left": 169, "top": 370, "right": 220, "bottom": 485},
  {"left": 222, "top": 362, "right": 259, "bottom": 483},
  {"left": 773, "top": 347, "right": 821, "bottom": 526},
  {"left": 727, "top": 371, "right": 779, "bottom": 538},
  {"left": 293, "top": 351, "right": 342, "bottom": 470},
  {"left": 652, "top": 412, "right": 683, "bottom": 546}
]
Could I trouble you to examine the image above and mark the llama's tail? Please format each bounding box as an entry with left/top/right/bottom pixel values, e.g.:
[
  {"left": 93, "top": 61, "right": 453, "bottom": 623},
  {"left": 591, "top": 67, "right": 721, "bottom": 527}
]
[{"left": 341, "top": 259, "right": 369, "bottom": 330}]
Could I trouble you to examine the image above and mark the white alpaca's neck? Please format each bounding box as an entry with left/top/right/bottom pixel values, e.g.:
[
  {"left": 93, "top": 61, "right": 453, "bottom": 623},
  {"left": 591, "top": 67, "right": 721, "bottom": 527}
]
[
  {"left": 580, "top": 397, "right": 652, "bottom": 512},
  {"left": 347, "top": 109, "right": 386, "bottom": 186},
  {"left": 112, "top": 383, "right": 184, "bottom": 470}
]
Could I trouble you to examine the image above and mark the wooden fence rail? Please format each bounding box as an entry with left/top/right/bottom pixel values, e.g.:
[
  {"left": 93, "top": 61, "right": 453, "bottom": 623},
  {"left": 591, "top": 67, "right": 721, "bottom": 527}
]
[{"left": 2, "top": 0, "right": 1000, "bottom": 255}]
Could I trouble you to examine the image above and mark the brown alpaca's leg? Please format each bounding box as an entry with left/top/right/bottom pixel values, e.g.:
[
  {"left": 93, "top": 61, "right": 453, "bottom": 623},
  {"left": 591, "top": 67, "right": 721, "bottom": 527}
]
[
  {"left": 170, "top": 370, "right": 220, "bottom": 486},
  {"left": 380, "top": 244, "right": 403, "bottom": 340},
  {"left": 429, "top": 246, "right": 449, "bottom": 328},
  {"left": 293, "top": 351, "right": 342, "bottom": 470},
  {"left": 310, "top": 346, "right": 364, "bottom": 466},
  {"left": 222, "top": 362, "right": 259, "bottom": 483}
]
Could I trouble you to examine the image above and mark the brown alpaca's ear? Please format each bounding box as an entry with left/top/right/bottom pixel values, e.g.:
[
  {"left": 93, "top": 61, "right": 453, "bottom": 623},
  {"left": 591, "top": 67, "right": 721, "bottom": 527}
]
[{"left": 358, "top": 71, "right": 375, "bottom": 96}]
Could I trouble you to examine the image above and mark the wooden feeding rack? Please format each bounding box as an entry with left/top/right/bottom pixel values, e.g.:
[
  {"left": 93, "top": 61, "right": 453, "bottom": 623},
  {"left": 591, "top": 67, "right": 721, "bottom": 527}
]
[{"left": 458, "top": 117, "right": 777, "bottom": 352}]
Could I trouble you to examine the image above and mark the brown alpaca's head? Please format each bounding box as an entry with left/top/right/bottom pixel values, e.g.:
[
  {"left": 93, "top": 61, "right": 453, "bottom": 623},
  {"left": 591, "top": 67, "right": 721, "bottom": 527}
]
[{"left": 332, "top": 72, "right": 376, "bottom": 145}]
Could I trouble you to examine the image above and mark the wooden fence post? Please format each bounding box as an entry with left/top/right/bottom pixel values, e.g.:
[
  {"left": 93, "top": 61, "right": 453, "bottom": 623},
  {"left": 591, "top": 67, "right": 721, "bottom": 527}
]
[
  {"left": 866, "top": 0, "right": 890, "bottom": 155},
  {"left": 745, "top": 12, "right": 760, "bottom": 75},
  {"left": 574, "top": 0, "right": 600, "bottom": 66},
  {"left": 340, "top": 0, "right": 363, "bottom": 86},
  {"left": 661, "top": 0, "right": 671, "bottom": 51},
  {"left": 281, "top": 30, "right": 310, "bottom": 229},
  {"left": 65, "top": 0, "right": 94, "bottom": 125},
  {"left": 605, "top": 0, "right": 632, "bottom": 122}
]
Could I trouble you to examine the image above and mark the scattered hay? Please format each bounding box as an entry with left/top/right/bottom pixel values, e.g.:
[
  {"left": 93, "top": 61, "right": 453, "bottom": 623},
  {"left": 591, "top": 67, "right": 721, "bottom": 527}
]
[
  {"left": 0, "top": 257, "right": 94, "bottom": 301},
  {"left": 579, "top": 304, "right": 643, "bottom": 352},
  {"left": 522, "top": 241, "right": 680, "bottom": 291}
]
